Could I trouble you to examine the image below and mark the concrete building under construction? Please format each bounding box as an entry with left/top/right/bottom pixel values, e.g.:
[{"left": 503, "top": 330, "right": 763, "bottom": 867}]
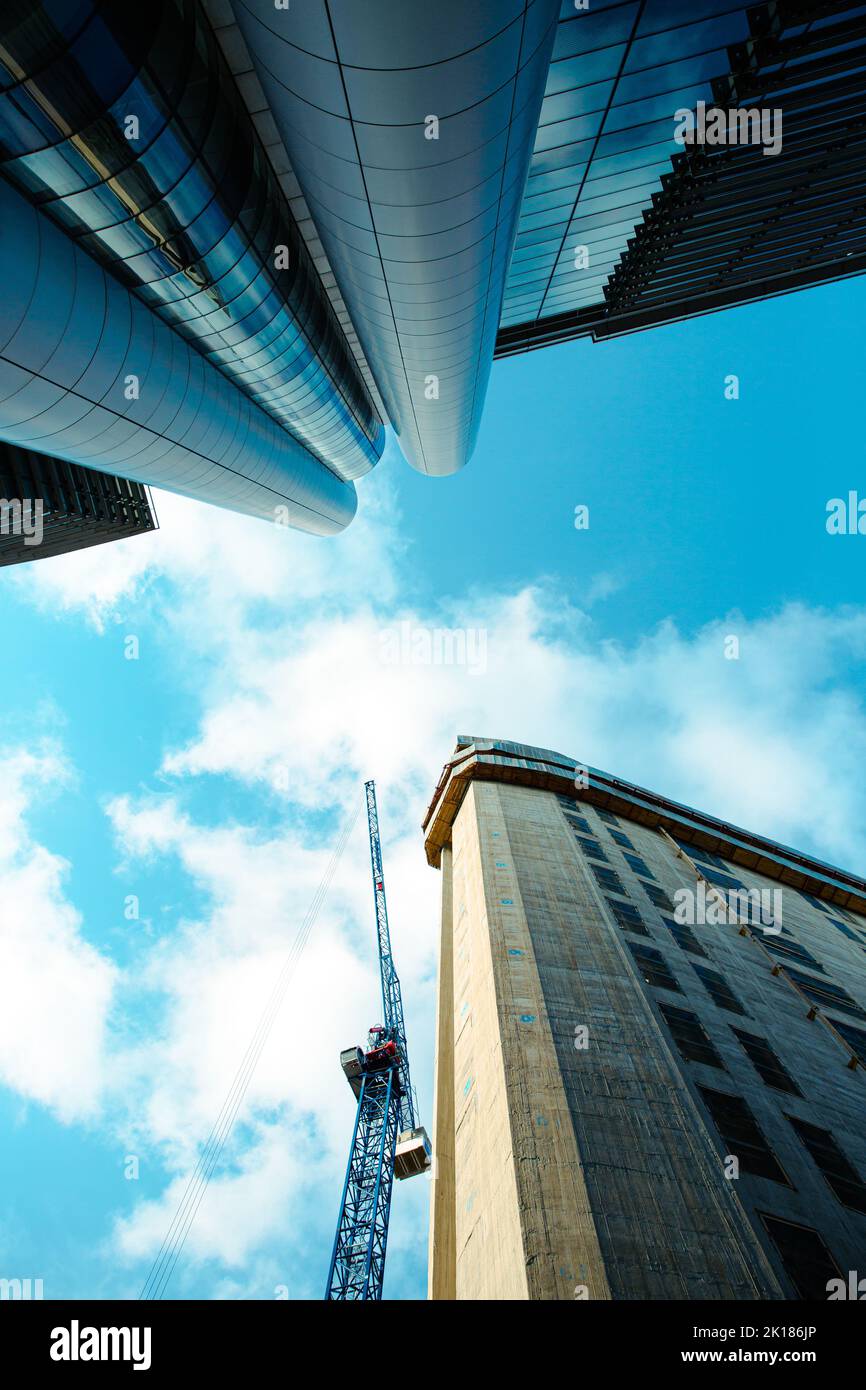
[{"left": 423, "top": 737, "right": 866, "bottom": 1300}]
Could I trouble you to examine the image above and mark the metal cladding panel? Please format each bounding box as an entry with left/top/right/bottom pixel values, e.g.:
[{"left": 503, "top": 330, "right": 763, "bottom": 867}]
[
  {"left": 0, "top": 0, "right": 383, "bottom": 483},
  {"left": 0, "top": 178, "right": 357, "bottom": 535},
  {"left": 233, "top": 0, "right": 562, "bottom": 476}
]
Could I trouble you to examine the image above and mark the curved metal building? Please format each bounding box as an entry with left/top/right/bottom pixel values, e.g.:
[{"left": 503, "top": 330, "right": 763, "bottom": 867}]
[
  {"left": 0, "top": 177, "right": 356, "bottom": 533},
  {"left": 0, "top": 0, "right": 382, "bottom": 532},
  {"left": 232, "top": 0, "right": 561, "bottom": 477}
]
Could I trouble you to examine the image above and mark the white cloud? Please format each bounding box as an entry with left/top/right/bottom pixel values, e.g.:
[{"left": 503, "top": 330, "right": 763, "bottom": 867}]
[
  {"left": 108, "top": 792, "right": 384, "bottom": 1153},
  {"left": 156, "top": 561, "right": 866, "bottom": 873},
  {"left": 583, "top": 570, "right": 626, "bottom": 607},
  {"left": 114, "top": 1118, "right": 305, "bottom": 1272},
  {"left": 6, "top": 454, "right": 866, "bottom": 1294},
  {"left": 11, "top": 438, "right": 406, "bottom": 632},
  {"left": 0, "top": 745, "right": 118, "bottom": 1122},
  {"left": 103, "top": 790, "right": 414, "bottom": 1276},
  {"left": 95, "top": 503, "right": 866, "bottom": 1283}
]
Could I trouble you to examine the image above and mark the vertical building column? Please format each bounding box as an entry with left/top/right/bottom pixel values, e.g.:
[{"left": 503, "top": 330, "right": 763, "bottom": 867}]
[
  {"left": 434, "top": 781, "right": 612, "bottom": 1299},
  {"left": 233, "top": 0, "right": 562, "bottom": 475},
  {"left": 428, "top": 847, "right": 456, "bottom": 1300},
  {"left": 448, "top": 783, "right": 529, "bottom": 1298}
]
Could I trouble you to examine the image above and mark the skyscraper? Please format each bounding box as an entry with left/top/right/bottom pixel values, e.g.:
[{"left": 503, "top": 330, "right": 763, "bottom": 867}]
[
  {"left": 423, "top": 737, "right": 866, "bottom": 1300},
  {"left": 495, "top": 0, "right": 866, "bottom": 356},
  {"left": 1, "top": 0, "right": 862, "bottom": 554}
]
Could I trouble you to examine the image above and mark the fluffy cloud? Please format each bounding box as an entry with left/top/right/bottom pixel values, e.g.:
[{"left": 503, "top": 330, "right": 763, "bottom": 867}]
[
  {"left": 114, "top": 1117, "right": 306, "bottom": 1274},
  {"left": 6, "top": 452, "right": 866, "bottom": 1293},
  {"left": 28, "top": 459, "right": 853, "bottom": 873},
  {"left": 102, "top": 786, "right": 427, "bottom": 1279},
  {"left": 159, "top": 575, "right": 866, "bottom": 874},
  {"left": 0, "top": 745, "right": 118, "bottom": 1122},
  {"left": 96, "top": 497, "right": 866, "bottom": 1284},
  {"left": 11, "top": 441, "right": 405, "bottom": 633},
  {"left": 107, "top": 792, "right": 385, "bottom": 1160}
]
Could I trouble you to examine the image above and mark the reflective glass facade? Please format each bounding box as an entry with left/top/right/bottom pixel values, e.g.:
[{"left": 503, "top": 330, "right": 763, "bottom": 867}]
[
  {"left": 0, "top": 0, "right": 383, "bottom": 485},
  {"left": 500, "top": 0, "right": 754, "bottom": 331},
  {"left": 233, "top": 0, "right": 562, "bottom": 476},
  {"left": 496, "top": 0, "right": 866, "bottom": 354}
]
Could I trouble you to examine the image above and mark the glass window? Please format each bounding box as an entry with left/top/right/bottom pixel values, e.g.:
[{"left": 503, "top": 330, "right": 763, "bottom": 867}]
[
  {"left": 624, "top": 852, "right": 654, "bottom": 879},
  {"left": 834, "top": 905, "right": 866, "bottom": 928},
  {"left": 659, "top": 1002, "right": 726, "bottom": 1068},
  {"left": 607, "top": 897, "right": 648, "bottom": 935},
  {"left": 642, "top": 881, "right": 674, "bottom": 913},
  {"left": 827, "top": 918, "right": 865, "bottom": 946},
  {"left": 661, "top": 917, "right": 707, "bottom": 958},
  {"left": 692, "top": 965, "right": 746, "bottom": 1016},
  {"left": 609, "top": 829, "right": 635, "bottom": 849},
  {"left": 700, "top": 866, "right": 748, "bottom": 892},
  {"left": 697, "top": 1088, "right": 791, "bottom": 1185},
  {"left": 831, "top": 1020, "right": 866, "bottom": 1066},
  {"left": 732, "top": 1030, "right": 802, "bottom": 1096},
  {"left": 674, "top": 838, "right": 730, "bottom": 872},
  {"left": 762, "top": 934, "right": 825, "bottom": 973},
  {"left": 800, "top": 891, "right": 832, "bottom": 915},
  {"left": 628, "top": 942, "right": 680, "bottom": 992},
  {"left": 553, "top": 7, "right": 639, "bottom": 65},
  {"left": 591, "top": 864, "right": 627, "bottom": 896},
  {"left": 575, "top": 834, "right": 609, "bottom": 862},
  {"left": 758, "top": 1214, "right": 841, "bottom": 1300},
  {"left": 785, "top": 969, "right": 866, "bottom": 1021},
  {"left": 787, "top": 1116, "right": 866, "bottom": 1215},
  {"left": 541, "top": 79, "right": 617, "bottom": 126}
]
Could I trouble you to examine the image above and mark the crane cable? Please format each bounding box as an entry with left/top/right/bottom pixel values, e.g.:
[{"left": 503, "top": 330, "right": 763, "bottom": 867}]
[{"left": 140, "top": 801, "right": 361, "bottom": 1300}]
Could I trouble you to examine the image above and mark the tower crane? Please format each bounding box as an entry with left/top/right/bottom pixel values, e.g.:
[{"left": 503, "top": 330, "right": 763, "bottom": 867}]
[{"left": 325, "top": 780, "right": 430, "bottom": 1300}]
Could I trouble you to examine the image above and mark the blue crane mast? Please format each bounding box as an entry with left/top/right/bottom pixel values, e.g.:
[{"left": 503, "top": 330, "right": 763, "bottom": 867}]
[{"left": 325, "top": 780, "right": 430, "bottom": 1300}]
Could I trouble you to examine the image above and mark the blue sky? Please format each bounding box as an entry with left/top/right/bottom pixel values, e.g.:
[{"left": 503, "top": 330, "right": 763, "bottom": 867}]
[
  {"left": 2, "top": 272, "right": 866, "bottom": 1302},
  {"left": 400, "top": 275, "right": 866, "bottom": 635}
]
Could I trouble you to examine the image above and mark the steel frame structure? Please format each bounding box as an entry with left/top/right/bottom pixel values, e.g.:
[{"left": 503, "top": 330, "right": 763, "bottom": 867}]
[
  {"left": 325, "top": 781, "right": 417, "bottom": 1300},
  {"left": 325, "top": 1070, "right": 400, "bottom": 1301}
]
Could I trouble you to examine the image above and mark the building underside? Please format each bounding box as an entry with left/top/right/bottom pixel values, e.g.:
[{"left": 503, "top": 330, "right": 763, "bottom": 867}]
[{"left": 0, "top": 0, "right": 863, "bottom": 550}]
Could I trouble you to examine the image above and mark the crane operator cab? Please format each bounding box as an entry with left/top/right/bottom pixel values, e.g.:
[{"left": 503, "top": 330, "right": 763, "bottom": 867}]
[
  {"left": 339, "top": 1025, "right": 400, "bottom": 1099},
  {"left": 364, "top": 1025, "right": 398, "bottom": 1073}
]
